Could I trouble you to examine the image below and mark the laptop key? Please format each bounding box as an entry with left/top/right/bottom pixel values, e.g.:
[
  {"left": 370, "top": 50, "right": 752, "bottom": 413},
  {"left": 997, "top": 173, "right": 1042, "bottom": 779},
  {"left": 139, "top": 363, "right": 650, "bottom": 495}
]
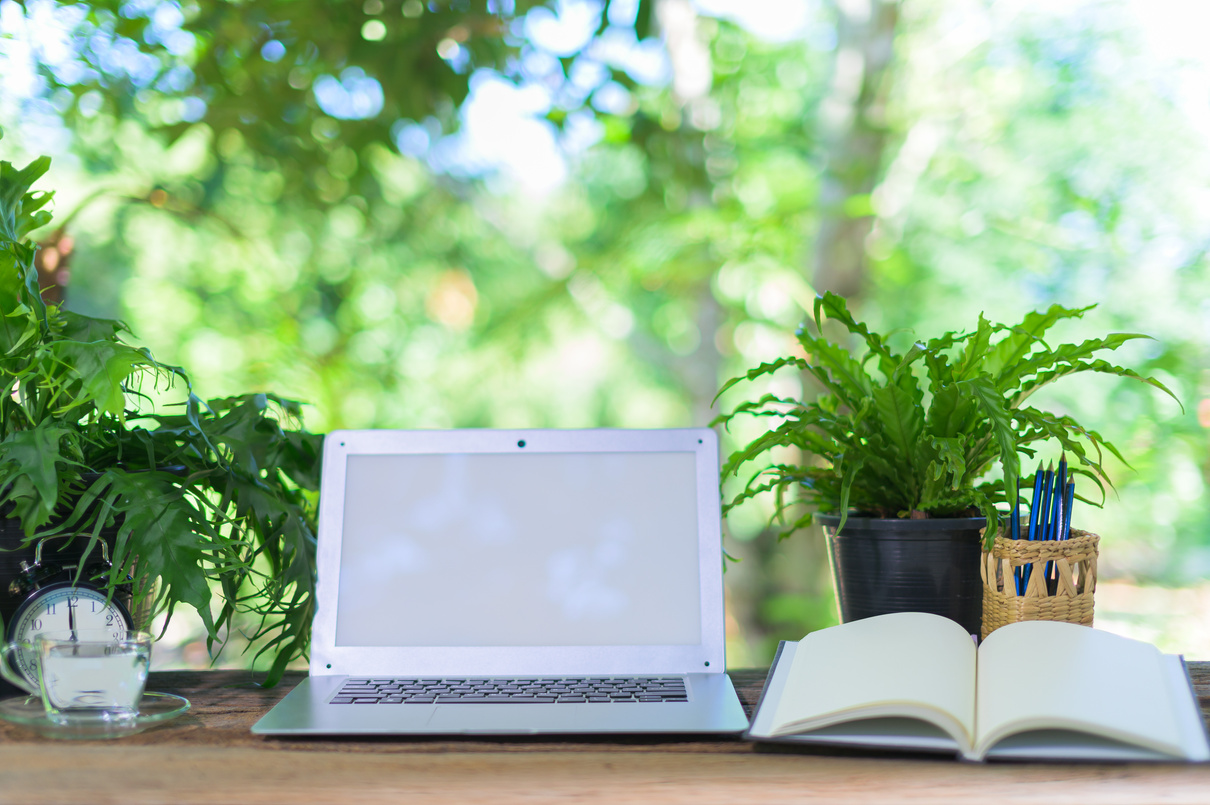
[{"left": 436, "top": 696, "right": 558, "bottom": 704}]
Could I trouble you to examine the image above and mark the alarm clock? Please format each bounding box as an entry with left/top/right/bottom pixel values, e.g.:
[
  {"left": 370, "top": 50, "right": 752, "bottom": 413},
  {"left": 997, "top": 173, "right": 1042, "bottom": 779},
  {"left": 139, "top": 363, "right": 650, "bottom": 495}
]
[{"left": 3, "top": 537, "right": 134, "bottom": 687}]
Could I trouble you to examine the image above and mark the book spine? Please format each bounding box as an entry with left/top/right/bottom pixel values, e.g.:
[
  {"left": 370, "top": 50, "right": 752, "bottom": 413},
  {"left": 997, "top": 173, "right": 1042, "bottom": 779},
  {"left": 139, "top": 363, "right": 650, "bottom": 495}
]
[
  {"left": 1177, "top": 655, "right": 1210, "bottom": 761},
  {"left": 743, "top": 641, "right": 788, "bottom": 739}
]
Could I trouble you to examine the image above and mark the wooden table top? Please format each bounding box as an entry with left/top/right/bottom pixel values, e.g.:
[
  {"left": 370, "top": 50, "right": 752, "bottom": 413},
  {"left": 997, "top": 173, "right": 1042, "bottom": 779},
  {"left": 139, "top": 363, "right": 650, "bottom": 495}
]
[{"left": 1, "top": 663, "right": 1208, "bottom": 804}]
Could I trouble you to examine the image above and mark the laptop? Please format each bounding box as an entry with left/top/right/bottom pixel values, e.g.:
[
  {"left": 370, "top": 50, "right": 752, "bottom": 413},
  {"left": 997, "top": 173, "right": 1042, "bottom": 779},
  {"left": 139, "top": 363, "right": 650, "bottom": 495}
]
[{"left": 252, "top": 427, "right": 749, "bottom": 736}]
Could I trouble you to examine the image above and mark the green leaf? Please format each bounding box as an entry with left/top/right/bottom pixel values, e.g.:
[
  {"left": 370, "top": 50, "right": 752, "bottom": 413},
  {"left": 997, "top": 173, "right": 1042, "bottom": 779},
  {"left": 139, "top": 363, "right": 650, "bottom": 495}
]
[
  {"left": 956, "top": 314, "right": 994, "bottom": 380},
  {"left": 0, "top": 282, "right": 43, "bottom": 359},
  {"left": 959, "top": 374, "right": 1020, "bottom": 521},
  {"left": 802, "top": 337, "right": 875, "bottom": 405},
  {"left": 869, "top": 383, "right": 924, "bottom": 487},
  {"left": 0, "top": 156, "right": 53, "bottom": 333},
  {"left": 835, "top": 456, "right": 864, "bottom": 532},
  {"left": 0, "top": 424, "right": 78, "bottom": 530},
  {"left": 967, "top": 488, "right": 999, "bottom": 550},
  {"left": 713, "top": 356, "right": 808, "bottom": 406},
  {"left": 928, "top": 436, "right": 967, "bottom": 487},
  {"left": 984, "top": 304, "right": 1094, "bottom": 381},
  {"left": 104, "top": 471, "right": 221, "bottom": 618},
  {"left": 813, "top": 291, "right": 899, "bottom": 378},
  {"left": 1015, "top": 355, "right": 1181, "bottom": 413},
  {"left": 925, "top": 384, "right": 978, "bottom": 439},
  {"left": 0, "top": 155, "right": 53, "bottom": 242},
  {"left": 58, "top": 310, "right": 130, "bottom": 343},
  {"left": 720, "top": 418, "right": 812, "bottom": 478},
  {"left": 1013, "top": 406, "right": 1123, "bottom": 495},
  {"left": 48, "top": 340, "right": 159, "bottom": 420}
]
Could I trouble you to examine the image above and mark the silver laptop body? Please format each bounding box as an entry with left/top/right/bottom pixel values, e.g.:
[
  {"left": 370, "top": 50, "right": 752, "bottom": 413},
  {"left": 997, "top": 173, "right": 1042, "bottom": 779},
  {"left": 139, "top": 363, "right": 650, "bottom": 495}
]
[{"left": 253, "top": 428, "right": 748, "bottom": 735}]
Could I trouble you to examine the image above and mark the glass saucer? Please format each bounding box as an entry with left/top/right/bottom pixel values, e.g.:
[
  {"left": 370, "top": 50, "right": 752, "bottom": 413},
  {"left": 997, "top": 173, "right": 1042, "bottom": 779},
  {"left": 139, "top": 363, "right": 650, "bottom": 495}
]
[{"left": 0, "top": 692, "right": 190, "bottom": 739}]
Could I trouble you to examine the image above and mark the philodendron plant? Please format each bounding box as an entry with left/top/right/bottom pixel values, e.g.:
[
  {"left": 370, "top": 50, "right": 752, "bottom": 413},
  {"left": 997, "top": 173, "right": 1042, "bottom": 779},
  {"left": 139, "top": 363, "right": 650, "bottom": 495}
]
[
  {"left": 0, "top": 150, "right": 321, "bottom": 685},
  {"left": 715, "top": 292, "right": 1179, "bottom": 547}
]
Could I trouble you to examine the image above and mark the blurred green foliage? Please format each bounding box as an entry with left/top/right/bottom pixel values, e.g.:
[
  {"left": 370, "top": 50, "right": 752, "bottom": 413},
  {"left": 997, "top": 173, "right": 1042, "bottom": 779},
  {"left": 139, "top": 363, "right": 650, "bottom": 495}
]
[{"left": 2, "top": 0, "right": 1209, "bottom": 666}]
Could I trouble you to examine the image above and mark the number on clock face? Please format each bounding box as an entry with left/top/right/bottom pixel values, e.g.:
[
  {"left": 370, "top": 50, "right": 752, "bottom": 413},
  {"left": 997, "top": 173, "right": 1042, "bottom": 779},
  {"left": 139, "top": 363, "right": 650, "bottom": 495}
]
[{"left": 5, "top": 583, "right": 134, "bottom": 686}]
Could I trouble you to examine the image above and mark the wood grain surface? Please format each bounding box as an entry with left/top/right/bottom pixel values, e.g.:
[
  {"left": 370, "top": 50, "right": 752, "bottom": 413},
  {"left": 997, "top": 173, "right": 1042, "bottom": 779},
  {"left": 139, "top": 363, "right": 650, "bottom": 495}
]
[{"left": 0, "top": 664, "right": 1206, "bottom": 804}]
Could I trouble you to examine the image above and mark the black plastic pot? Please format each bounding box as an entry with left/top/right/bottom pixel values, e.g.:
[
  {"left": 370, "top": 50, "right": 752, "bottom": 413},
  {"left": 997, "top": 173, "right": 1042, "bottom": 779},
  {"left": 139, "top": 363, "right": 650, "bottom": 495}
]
[{"left": 818, "top": 514, "right": 986, "bottom": 637}]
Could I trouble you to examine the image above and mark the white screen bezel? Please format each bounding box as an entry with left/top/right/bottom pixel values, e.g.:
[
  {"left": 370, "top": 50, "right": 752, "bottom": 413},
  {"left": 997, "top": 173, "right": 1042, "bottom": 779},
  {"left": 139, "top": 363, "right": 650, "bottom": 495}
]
[{"left": 309, "top": 428, "right": 726, "bottom": 677}]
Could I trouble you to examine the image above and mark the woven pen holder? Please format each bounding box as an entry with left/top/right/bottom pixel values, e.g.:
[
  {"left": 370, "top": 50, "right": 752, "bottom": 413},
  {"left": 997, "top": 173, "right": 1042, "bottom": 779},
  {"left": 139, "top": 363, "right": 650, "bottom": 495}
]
[{"left": 979, "top": 529, "right": 1099, "bottom": 640}]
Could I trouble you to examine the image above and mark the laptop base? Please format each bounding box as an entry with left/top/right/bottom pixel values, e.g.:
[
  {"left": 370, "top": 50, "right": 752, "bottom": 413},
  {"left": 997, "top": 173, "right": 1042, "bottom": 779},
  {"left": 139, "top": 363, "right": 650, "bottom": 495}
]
[{"left": 252, "top": 673, "right": 749, "bottom": 736}]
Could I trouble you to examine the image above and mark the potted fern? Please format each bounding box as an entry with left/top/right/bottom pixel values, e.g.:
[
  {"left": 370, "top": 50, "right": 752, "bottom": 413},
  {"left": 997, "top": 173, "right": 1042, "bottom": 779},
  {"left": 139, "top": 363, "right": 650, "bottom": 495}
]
[
  {"left": 0, "top": 150, "right": 321, "bottom": 686},
  {"left": 715, "top": 292, "right": 1177, "bottom": 635}
]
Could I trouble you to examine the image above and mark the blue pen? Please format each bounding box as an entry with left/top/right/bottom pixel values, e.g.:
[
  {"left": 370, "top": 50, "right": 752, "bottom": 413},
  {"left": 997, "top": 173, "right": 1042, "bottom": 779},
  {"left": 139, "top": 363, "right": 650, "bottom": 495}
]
[
  {"left": 1030, "top": 463, "right": 1054, "bottom": 592},
  {"left": 1053, "top": 454, "right": 1068, "bottom": 538},
  {"left": 1009, "top": 494, "right": 1022, "bottom": 594},
  {"left": 1063, "top": 476, "right": 1075, "bottom": 541},
  {"left": 1026, "top": 461, "right": 1044, "bottom": 542},
  {"left": 1048, "top": 457, "right": 1066, "bottom": 590},
  {"left": 1043, "top": 463, "right": 1058, "bottom": 542},
  {"left": 1022, "top": 462, "right": 1046, "bottom": 593},
  {"left": 1018, "top": 463, "right": 1041, "bottom": 594},
  {"left": 1038, "top": 462, "right": 1054, "bottom": 544}
]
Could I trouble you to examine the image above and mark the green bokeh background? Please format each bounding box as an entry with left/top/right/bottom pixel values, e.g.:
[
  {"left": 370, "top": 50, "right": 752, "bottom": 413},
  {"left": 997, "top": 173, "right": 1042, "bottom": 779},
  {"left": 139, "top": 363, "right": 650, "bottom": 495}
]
[{"left": 3, "top": 0, "right": 1208, "bottom": 667}]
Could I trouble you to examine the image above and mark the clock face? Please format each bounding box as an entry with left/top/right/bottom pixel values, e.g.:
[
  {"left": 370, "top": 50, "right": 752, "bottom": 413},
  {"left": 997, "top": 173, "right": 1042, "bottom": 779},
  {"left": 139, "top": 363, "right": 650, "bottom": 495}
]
[{"left": 5, "top": 583, "right": 134, "bottom": 686}]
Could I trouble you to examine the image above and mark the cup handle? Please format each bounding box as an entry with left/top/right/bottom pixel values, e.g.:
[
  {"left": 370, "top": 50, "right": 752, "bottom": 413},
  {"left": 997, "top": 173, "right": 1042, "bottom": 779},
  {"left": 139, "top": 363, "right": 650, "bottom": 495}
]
[{"left": 0, "top": 642, "right": 39, "bottom": 695}]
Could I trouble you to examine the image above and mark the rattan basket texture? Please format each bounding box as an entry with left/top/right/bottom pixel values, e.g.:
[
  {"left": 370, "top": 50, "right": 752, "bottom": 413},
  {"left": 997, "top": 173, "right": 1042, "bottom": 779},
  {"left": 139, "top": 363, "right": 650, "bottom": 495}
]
[{"left": 980, "top": 529, "right": 1098, "bottom": 640}]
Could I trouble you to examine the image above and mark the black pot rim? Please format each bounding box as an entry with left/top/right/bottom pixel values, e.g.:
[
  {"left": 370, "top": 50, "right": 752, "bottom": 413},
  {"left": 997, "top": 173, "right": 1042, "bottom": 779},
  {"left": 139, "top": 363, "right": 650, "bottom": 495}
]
[{"left": 816, "top": 513, "right": 987, "bottom": 532}]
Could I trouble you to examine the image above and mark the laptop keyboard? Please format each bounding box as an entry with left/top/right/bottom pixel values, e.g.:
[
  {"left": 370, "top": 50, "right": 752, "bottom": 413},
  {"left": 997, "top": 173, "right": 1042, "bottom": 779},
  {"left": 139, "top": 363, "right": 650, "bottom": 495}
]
[{"left": 330, "top": 676, "right": 689, "bottom": 704}]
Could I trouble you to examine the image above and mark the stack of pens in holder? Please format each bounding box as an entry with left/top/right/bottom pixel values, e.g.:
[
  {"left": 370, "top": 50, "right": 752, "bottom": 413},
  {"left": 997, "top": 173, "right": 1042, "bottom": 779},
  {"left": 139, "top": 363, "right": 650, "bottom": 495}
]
[
  {"left": 1012, "top": 456, "right": 1074, "bottom": 596},
  {"left": 979, "top": 455, "right": 1100, "bottom": 640}
]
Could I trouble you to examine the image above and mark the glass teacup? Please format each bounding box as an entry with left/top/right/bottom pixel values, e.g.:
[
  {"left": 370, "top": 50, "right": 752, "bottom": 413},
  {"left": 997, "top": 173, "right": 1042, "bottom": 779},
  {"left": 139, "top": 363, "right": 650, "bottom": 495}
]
[{"left": 0, "top": 629, "right": 152, "bottom": 724}]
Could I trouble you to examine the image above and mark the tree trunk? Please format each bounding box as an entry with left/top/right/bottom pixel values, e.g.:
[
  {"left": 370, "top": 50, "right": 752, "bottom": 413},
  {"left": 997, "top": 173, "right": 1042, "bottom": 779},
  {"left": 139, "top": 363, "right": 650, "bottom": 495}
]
[
  {"left": 811, "top": 0, "right": 900, "bottom": 297},
  {"left": 727, "top": 0, "right": 904, "bottom": 663}
]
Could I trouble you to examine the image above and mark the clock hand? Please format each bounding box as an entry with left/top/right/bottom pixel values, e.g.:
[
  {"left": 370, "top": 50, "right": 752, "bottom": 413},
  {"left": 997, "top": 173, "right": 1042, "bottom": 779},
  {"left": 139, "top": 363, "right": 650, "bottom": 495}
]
[{"left": 68, "top": 595, "right": 77, "bottom": 638}]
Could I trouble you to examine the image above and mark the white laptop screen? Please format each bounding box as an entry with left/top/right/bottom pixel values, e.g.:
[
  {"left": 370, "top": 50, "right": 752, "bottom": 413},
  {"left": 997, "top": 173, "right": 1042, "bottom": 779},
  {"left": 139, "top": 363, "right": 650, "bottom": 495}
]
[{"left": 334, "top": 451, "right": 703, "bottom": 648}]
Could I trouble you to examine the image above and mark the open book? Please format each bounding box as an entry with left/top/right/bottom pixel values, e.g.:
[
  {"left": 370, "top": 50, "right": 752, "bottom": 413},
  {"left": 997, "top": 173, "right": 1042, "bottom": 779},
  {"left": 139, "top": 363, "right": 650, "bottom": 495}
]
[{"left": 746, "top": 612, "right": 1210, "bottom": 762}]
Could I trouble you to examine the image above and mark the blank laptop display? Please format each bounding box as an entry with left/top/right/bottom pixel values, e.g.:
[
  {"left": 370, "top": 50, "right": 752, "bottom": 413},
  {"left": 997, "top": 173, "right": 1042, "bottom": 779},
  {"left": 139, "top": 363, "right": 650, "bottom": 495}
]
[
  {"left": 335, "top": 451, "right": 701, "bottom": 649},
  {"left": 252, "top": 428, "right": 749, "bottom": 736}
]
